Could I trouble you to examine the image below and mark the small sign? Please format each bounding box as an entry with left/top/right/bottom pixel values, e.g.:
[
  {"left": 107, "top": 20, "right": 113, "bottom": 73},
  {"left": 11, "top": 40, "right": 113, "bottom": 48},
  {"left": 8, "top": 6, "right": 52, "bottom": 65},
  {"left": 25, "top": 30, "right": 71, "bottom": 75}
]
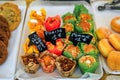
[
  {"left": 28, "top": 32, "right": 47, "bottom": 52},
  {"left": 44, "top": 28, "right": 66, "bottom": 44},
  {"left": 69, "top": 32, "right": 93, "bottom": 46}
]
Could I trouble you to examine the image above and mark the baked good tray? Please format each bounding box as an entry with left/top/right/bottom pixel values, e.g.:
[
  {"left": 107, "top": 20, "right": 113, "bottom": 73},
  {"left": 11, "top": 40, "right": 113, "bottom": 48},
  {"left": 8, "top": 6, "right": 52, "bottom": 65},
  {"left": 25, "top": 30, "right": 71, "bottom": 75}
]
[
  {"left": 15, "top": 1, "right": 103, "bottom": 80},
  {"left": 0, "top": 1, "right": 26, "bottom": 80},
  {"left": 91, "top": 0, "right": 120, "bottom": 74}
]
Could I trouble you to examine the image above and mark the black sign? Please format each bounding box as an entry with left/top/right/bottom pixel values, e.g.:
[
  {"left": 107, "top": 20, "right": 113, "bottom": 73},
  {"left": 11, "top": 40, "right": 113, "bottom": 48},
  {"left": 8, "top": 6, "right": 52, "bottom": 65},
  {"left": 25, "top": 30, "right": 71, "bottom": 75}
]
[
  {"left": 44, "top": 28, "right": 66, "bottom": 44},
  {"left": 69, "top": 32, "right": 93, "bottom": 46},
  {"left": 28, "top": 32, "right": 47, "bottom": 52}
]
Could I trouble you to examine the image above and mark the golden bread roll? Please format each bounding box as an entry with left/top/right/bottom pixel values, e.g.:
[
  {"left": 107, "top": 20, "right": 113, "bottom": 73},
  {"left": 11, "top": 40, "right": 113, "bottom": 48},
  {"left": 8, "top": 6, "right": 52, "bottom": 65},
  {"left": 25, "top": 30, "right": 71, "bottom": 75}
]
[
  {"left": 107, "top": 51, "right": 120, "bottom": 71},
  {"left": 108, "top": 33, "right": 120, "bottom": 51},
  {"left": 96, "top": 27, "right": 112, "bottom": 40},
  {"left": 98, "top": 39, "right": 114, "bottom": 57},
  {"left": 111, "top": 16, "right": 120, "bottom": 33}
]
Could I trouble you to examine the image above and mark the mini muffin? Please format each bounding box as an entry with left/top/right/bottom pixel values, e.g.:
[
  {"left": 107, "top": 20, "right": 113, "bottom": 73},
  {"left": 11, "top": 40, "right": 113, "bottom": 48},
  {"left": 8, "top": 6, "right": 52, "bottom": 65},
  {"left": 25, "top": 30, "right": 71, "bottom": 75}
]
[
  {"left": 98, "top": 39, "right": 114, "bottom": 57},
  {"left": 63, "top": 44, "right": 81, "bottom": 60},
  {"left": 38, "top": 51, "right": 57, "bottom": 73},
  {"left": 107, "top": 51, "right": 120, "bottom": 71},
  {"left": 55, "top": 56, "right": 76, "bottom": 77},
  {"left": 78, "top": 55, "right": 99, "bottom": 73},
  {"left": 111, "top": 16, "right": 120, "bottom": 33},
  {"left": 21, "top": 53, "right": 40, "bottom": 73},
  {"left": 108, "top": 33, "right": 120, "bottom": 51},
  {"left": 96, "top": 27, "right": 112, "bottom": 40},
  {"left": 0, "top": 40, "right": 8, "bottom": 65}
]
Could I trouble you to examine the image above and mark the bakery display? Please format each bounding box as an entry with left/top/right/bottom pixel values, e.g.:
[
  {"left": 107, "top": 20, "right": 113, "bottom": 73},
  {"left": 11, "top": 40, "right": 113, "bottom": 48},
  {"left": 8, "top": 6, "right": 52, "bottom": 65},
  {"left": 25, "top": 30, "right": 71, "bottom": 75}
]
[
  {"left": 111, "top": 16, "right": 120, "bottom": 33},
  {"left": 20, "top": 4, "right": 100, "bottom": 77}
]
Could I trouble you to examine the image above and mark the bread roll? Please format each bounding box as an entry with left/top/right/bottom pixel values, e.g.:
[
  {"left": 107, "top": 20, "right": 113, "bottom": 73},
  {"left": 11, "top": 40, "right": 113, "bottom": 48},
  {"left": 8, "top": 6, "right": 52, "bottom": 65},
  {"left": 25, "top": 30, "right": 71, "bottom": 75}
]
[
  {"left": 111, "top": 16, "right": 120, "bottom": 33},
  {"left": 96, "top": 27, "right": 112, "bottom": 40},
  {"left": 107, "top": 51, "right": 120, "bottom": 71},
  {"left": 98, "top": 39, "right": 114, "bottom": 57},
  {"left": 108, "top": 33, "right": 120, "bottom": 51}
]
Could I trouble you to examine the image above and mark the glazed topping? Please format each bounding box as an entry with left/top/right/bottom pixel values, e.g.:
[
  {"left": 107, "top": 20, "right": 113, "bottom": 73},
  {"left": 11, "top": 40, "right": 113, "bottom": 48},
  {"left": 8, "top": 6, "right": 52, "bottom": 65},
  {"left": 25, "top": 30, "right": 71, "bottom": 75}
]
[
  {"left": 79, "top": 55, "right": 96, "bottom": 67},
  {"left": 42, "top": 55, "right": 55, "bottom": 66},
  {"left": 64, "top": 14, "right": 76, "bottom": 21},
  {"left": 65, "top": 45, "right": 80, "bottom": 58},
  {"left": 59, "top": 57, "right": 75, "bottom": 71},
  {"left": 63, "top": 23, "right": 74, "bottom": 32},
  {"left": 56, "top": 40, "right": 64, "bottom": 51},
  {"left": 22, "top": 54, "right": 39, "bottom": 65},
  {"left": 80, "top": 14, "right": 92, "bottom": 21},
  {"left": 77, "top": 21, "right": 91, "bottom": 32},
  {"left": 84, "top": 44, "right": 96, "bottom": 53}
]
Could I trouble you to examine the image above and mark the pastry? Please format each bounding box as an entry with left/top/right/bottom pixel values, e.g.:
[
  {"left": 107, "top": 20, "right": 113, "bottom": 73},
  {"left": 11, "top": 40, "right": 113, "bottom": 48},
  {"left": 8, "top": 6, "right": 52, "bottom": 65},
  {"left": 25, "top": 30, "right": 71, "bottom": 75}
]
[
  {"left": 108, "top": 33, "right": 120, "bottom": 51},
  {"left": 96, "top": 27, "right": 112, "bottom": 40},
  {"left": 78, "top": 55, "right": 99, "bottom": 73},
  {"left": 111, "top": 16, "right": 120, "bottom": 33},
  {"left": 0, "top": 15, "right": 9, "bottom": 26},
  {"left": 38, "top": 51, "right": 56, "bottom": 73},
  {"left": 107, "top": 51, "right": 120, "bottom": 71},
  {"left": 0, "top": 40, "right": 8, "bottom": 65},
  {"left": 63, "top": 44, "right": 81, "bottom": 60},
  {"left": 0, "top": 20, "right": 10, "bottom": 38},
  {"left": 21, "top": 53, "right": 40, "bottom": 73},
  {"left": 98, "top": 39, "right": 114, "bottom": 57},
  {"left": 55, "top": 56, "right": 76, "bottom": 77},
  {"left": 80, "top": 43, "right": 99, "bottom": 56},
  {"left": 0, "top": 28, "right": 9, "bottom": 46},
  {"left": 0, "top": 2, "right": 21, "bottom": 31}
]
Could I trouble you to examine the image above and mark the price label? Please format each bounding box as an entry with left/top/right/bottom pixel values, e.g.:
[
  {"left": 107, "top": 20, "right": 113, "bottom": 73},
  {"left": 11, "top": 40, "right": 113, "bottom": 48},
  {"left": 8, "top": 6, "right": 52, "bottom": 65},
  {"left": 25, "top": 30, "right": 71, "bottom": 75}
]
[
  {"left": 28, "top": 32, "right": 47, "bottom": 52},
  {"left": 69, "top": 32, "right": 93, "bottom": 46},
  {"left": 44, "top": 28, "right": 66, "bottom": 44}
]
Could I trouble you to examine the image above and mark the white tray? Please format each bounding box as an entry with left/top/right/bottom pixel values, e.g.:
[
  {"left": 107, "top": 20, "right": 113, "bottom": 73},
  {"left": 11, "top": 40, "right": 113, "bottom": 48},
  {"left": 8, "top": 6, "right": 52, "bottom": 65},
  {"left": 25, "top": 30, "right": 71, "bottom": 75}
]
[
  {"left": 91, "top": 1, "right": 120, "bottom": 74},
  {"left": 0, "top": 1, "right": 26, "bottom": 80},
  {"left": 15, "top": 1, "right": 103, "bottom": 80}
]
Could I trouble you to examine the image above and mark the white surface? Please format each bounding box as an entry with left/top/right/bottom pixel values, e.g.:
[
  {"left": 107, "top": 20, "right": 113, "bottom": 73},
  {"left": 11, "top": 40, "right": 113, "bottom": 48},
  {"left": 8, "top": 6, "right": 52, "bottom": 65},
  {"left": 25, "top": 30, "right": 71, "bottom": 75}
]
[
  {"left": 15, "top": 1, "right": 103, "bottom": 80},
  {"left": 91, "top": 1, "right": 120, "bottom": 74},
  {"left": 0, "top": 1, "right": 26, "bottom": 80}
]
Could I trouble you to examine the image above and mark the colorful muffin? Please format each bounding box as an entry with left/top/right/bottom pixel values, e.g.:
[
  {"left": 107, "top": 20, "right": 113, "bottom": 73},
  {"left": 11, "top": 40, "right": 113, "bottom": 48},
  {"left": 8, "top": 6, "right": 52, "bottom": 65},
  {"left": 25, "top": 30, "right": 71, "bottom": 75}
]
[
  {"left": 78, "top": 55, "right": 99, "bottom": 73},
  {"left": 55, "top": 56, "right": 76, "bottom": 77}
]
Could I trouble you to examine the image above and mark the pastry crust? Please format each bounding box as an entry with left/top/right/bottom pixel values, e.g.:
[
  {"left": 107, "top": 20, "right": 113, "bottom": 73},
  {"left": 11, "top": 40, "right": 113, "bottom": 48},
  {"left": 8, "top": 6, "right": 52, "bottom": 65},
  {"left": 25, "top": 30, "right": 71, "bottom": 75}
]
[
  {"left": 111, "top": 16, "right": 120, "bottom": 33},
  {"left": 98, "top": 39, "right": 114, "bottom": 57},
  {"left": 107, "top": 51, "right": 120, "bottom": 71},
  {"left": 96, "top": 27, "right": 112, "bottom": 40},
  {"left": 0, "top": 40, "right": 8, "bottom": 65},
  {"left": 0, "top": 3, "right": 21, "bottom": 31},
  {"left": 108, "top": 33, "right": 120, "bottom": 51},
  {"left": 0, "top": 20, "right": 10, "bottom": 38}
]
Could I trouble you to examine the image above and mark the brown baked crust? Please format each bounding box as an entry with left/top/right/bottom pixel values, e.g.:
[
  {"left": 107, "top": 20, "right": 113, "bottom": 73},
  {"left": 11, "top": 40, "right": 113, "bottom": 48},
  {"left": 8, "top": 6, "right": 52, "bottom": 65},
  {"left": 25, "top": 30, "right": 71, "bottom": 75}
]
[
  {"left": 0, "top": 28, "right": 9, "bottom": 46},
  {"left": 0, "top": 3, "right": 21, "bottom": 31},
  {"left": 0, "top": 15, "right": 9, "bottom": 26},
  {"left": 0, "top": 21, "right": 10, "bottom": 38},
  {"left": 0, "top": 40, "right": 8, "bottom": 65},
  {"left": 111, "top": 16, "right": 120, "bottom": 33}
]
